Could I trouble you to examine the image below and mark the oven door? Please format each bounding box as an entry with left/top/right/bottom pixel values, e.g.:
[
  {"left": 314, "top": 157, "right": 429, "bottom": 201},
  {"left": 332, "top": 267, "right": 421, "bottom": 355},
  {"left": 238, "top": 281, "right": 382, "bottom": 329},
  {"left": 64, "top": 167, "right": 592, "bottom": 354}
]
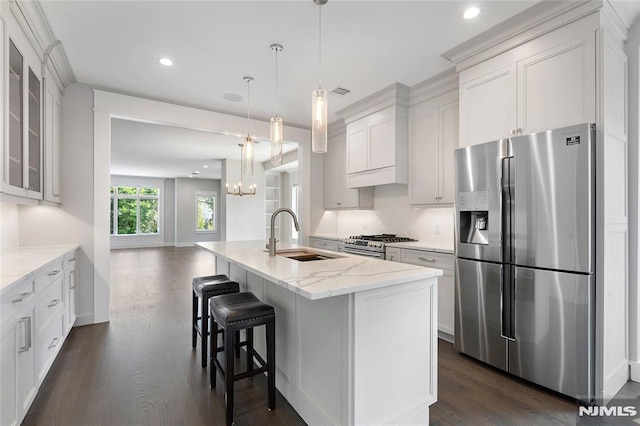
[{"left": 342, "top": 246, "right": 385, "bottom": 259}]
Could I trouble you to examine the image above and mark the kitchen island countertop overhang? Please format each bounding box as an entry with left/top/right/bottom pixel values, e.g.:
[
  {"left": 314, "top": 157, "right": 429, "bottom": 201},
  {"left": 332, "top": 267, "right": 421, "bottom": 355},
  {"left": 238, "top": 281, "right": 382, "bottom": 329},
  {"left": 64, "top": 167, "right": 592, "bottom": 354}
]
[
  {"left": 196, "top": 240, "right": 442, "bottom": 425},
  {"left": 196, "top": 240, "right": 443, "bottom": 300}
]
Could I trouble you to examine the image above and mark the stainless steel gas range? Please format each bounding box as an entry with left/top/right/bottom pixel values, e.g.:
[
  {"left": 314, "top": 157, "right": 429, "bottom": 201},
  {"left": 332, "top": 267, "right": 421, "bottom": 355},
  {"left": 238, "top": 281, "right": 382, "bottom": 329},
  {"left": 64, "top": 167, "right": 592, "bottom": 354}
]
[{"left": 341, "top": 234, "right": 417, "bottom": 260}]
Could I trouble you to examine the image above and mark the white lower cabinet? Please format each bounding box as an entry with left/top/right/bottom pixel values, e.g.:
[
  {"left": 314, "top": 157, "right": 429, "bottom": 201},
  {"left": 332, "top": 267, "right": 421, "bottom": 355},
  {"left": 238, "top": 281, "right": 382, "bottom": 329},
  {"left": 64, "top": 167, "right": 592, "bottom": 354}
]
[
  {"left": 0, "top": 247, "right": 78, "bottom": 425},
  {"left": 0, "top": 290, "right": 36, "bottom": 426},
  {"left": 309, "top": 237, "right": 342, "bottom": 252},
  {"left": 387, "top": 247, "right": 454, "bottom": 337}
]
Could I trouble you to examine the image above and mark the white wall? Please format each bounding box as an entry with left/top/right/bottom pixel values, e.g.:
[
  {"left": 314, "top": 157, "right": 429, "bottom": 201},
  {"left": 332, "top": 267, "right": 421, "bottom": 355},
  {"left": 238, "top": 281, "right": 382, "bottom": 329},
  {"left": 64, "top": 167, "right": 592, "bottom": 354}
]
[
  {"left": 628, "top": 18, "right": 640, "bottom": 382},
  {"left": 164, "top": 178, "right": 175, "bottom": 244},
  {"left": 175, "top": 177, "right": 221, "bottom": 246},
  {"left": 0, "top": 203, "right": 19, "bottom": 250},
  {"left": 311, "top": 183, "right": 454, "bottom": 250},
  {"left": 18, "top": 83, "right": 96, "bottom": 325},
  {"left": 224, "top": 159, "right": 265, "bottom": 241}
]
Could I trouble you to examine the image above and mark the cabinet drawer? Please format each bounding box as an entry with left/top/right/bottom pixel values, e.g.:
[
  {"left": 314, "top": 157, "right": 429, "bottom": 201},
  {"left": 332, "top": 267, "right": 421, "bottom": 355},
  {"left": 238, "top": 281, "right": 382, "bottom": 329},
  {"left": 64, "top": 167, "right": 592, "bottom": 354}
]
[
  {"left": 1, "top": 276, "right": 35, "bottom": 321},
  {"left": 35, "top": 259, "right": 63, "bottom": 294},
  {"left": 401, "top": 249, "right": 454, "bottom": 271},
  {"left": 309, "top": 239, "right": 339, "bottom": 252},
  {"left": 386, "top": 247, "right": 402, "bottom": 262},
  {"left": 36, "top": 312, "right": 64, "bottom": 383},
  {"left": 35, "top": 276, "right": 63, "bottom": 336}
]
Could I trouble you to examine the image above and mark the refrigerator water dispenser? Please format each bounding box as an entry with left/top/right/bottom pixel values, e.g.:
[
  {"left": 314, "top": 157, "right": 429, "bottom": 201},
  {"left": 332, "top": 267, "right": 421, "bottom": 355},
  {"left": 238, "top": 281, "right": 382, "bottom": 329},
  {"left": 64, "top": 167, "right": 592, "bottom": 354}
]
[{"left": 460, "top": 211, "right": 489, "bottom": 245}]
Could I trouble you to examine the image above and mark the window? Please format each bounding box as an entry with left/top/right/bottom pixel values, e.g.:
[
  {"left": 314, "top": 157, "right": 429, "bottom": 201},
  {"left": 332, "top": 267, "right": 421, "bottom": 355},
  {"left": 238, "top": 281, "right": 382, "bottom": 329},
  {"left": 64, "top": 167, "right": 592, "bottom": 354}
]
[
  {"left": 110, "top": 186, "right": 159, "bottom": 235},
  {"left": 196, "top": 192, "right": 216, "bottom": 232}
]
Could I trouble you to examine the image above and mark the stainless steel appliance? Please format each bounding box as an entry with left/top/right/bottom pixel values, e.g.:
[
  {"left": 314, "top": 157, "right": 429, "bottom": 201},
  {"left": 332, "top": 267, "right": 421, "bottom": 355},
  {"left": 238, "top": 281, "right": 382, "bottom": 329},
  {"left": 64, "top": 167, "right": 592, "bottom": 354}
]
[
  {"left": 342, "top": 234, "right": 417, "bottom": 259},
  {"left": 454, "top": 123, "right": 595, "bottom": 403}
]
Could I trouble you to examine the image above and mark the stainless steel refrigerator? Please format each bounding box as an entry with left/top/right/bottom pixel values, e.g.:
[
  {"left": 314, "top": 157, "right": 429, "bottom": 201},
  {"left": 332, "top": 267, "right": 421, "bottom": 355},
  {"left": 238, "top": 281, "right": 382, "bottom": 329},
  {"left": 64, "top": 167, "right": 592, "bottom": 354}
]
[{"left": 454, "top": 123, "right": 595, "bottom": 403}]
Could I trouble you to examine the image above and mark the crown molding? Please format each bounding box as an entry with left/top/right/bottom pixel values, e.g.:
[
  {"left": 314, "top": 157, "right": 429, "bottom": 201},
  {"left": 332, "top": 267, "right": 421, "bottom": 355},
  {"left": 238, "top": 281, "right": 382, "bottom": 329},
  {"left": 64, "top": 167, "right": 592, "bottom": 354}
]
[
  {"left": 336, "top": 82, "right": 410, "bottom": 124},
  {"left": 409, "top": 68, "right": 458, "bottom": 107},
  {"left": 441, "top": 0, "right": 603, "bottom": 72},
  {"left": 9, "top": 0, "right": 76, "bottom": 90}
]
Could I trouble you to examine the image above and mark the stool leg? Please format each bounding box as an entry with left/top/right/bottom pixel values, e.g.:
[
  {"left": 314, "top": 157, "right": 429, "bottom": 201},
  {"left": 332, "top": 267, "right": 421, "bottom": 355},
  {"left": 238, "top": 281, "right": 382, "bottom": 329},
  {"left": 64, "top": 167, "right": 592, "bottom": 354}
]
[
  {"left": 246, "top": 327, "right": 254, "bottom": 374},
  {"left": 210, "top": 318, "right": 218, "bottom": 389},
  {"left": 266, "top": 319, "right": 276, "bottom": 411},
  {"left": 225, "top": 328, "right": 236, "bottom": 426},
  {"left": 192, "top": 290, "right": 198, "bottom": 348},
  {"left": 235, "top": 331, "right": 241, "bottom": 359},
  {"left": 201, "top": 296, "right": 208, "bottom": 368}
]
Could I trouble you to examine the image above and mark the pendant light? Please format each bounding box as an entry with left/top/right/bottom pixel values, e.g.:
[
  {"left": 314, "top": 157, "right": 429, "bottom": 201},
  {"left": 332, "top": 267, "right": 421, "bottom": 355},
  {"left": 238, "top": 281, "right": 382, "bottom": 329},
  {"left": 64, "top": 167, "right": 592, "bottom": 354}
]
[
  {"left": 311, "top": 0, "right": 328, "bottom": 154},
  {"left": 225, "top": 144, "right": 257, "bottom": 196},
  {"left": 243, "top": 76, "right": 255, "bottom": 176},
  {"left": 270, "top": 44, "right": 284, "bottom": 165}
]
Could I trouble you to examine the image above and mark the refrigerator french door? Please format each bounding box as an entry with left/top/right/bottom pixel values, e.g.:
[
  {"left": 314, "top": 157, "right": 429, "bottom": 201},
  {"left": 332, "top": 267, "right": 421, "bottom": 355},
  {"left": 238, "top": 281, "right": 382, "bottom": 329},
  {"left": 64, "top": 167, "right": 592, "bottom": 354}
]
[{"left": 454, "top": 123, "right": 595, "bottom": 402}]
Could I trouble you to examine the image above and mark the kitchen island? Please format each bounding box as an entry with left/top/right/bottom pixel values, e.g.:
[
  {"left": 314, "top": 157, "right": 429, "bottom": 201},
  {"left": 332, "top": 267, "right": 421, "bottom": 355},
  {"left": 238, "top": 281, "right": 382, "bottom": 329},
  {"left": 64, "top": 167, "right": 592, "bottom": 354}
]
[{"left": 196, "top": 241, "right": 442, "bottom": 425}]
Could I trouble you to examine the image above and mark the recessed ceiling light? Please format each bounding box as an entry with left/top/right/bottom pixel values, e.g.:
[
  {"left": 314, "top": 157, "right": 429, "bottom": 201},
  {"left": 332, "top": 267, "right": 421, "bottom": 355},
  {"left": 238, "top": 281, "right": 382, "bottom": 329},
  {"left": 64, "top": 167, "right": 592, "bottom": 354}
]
[
  {"left": 464, "top": 6, "right": 480, "bottom": 19},
  {"left": 158, "top": 57, "right": 173, "bottom": 66},
  {"left": 203, "top": 165, "right": 209, "bottom": 168}
]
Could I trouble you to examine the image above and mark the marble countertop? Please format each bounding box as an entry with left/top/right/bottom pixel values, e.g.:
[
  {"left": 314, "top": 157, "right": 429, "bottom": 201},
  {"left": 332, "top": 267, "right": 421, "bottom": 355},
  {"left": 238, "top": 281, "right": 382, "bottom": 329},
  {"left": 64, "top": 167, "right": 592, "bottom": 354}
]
[
  {"left": 196, "top": 241, "right": 442, "bottom": 300},
  {"left": 1, "top": 245, "right": 79, "bottom": 292},
  {"left": 386, "top": 241, "right": 454, "bottom": 254}
]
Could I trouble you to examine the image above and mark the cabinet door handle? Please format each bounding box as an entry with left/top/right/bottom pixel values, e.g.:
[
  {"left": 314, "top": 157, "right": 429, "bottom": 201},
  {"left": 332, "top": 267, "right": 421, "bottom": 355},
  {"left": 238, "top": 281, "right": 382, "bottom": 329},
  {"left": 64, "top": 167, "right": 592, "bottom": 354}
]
[
  {"left": 418, "top": 256, "right": 436, "bottom": 263},
  {"left": 12, "top": 292, "right": 32, "bottom": 303},
  {"left": 48, "top": 269, "right": 61, "bottom": 277},
  {"left": 48, "top": 337, "right": 60, "bottom": 349},
  {"left": 510, "top": 129, "right": 517, "bottom": 136},
  {"left": 48, "top": 298, "right": 61, "bottom": 307},
  {"left": 18, "top": 317, "right": 32, "bottom": 352}
]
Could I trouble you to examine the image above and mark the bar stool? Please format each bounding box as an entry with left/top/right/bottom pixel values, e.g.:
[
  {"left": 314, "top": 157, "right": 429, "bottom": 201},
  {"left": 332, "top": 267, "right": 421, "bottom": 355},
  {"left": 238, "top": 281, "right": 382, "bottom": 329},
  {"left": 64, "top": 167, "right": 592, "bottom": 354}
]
[
  {"left": 209, "top": 292, "right": 276, "bottom": 426},
  {"left": 192, "top": 274, "right": 239, "bottom": 368}
]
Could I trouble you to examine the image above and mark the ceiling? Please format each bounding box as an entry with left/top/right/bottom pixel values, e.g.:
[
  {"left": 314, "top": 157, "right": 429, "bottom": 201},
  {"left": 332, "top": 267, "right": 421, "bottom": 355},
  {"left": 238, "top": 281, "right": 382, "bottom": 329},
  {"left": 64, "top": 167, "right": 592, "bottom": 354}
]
[{"left": 40, "top": 0, "right": 544, "bottom": 178}]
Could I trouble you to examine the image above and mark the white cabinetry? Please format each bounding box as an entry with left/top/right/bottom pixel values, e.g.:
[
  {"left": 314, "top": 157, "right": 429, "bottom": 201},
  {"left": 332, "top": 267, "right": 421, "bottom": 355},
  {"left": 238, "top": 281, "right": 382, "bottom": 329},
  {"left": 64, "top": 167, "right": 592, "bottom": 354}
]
[
  {"left": 308, "top": 237, "right": 343, "bottom": 253},
  {"left": 2, "top": 15, "right": 43, "bottom": 201},
  {"left": 324, "top": 123, "right": 373, "bottom": 210},
  {"left": 0, "top": 246, "right": 78, "bottom": 425},
  {"left": 458, "top": 16, "right": 596, "bottom": 147},
  {"left": 0, "top": 275, "right": 36, "bottom": 426},
  {"left": 409, "top": 71, "right": 459, "bottom": 206},
  {"left": 64, "top": 252, "right": 77, "bottom": 333},
  {"left": 265, "top": 173, "right": 280, "bottom": 240},
  {"left": 43, "top": 67, "right": 62, "bottom": 203},
  {"left": 386, "top": 246, "right": 454, "bottom": 338},
  {"left": 337, "top": 83, "right": 409, "bottom": 188}
]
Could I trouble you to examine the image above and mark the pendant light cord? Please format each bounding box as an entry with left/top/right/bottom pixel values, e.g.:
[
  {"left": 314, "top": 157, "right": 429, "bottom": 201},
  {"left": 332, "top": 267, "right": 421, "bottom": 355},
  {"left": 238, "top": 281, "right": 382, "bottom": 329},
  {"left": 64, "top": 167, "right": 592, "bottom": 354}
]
[
  {"left": 275, "top": 49, "right": 279, "bottom": 116},
  {"left": 318, "top": 3, "right": 322, "bottom": 87}
]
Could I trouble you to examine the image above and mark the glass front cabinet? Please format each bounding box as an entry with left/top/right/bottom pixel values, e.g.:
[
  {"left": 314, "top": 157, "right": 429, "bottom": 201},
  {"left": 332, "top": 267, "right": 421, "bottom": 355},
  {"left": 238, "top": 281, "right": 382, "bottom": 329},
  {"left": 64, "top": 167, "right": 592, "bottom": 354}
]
[{"left": 3, "top": 19, "right": 43, "bottom": 201}]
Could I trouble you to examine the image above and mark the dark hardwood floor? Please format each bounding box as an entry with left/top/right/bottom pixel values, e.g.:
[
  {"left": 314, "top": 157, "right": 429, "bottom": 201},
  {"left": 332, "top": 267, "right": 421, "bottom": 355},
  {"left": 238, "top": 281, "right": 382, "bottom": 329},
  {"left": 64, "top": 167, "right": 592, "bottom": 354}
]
[{"left": 24, "top": 246, "right": 639, "bottom": 425}]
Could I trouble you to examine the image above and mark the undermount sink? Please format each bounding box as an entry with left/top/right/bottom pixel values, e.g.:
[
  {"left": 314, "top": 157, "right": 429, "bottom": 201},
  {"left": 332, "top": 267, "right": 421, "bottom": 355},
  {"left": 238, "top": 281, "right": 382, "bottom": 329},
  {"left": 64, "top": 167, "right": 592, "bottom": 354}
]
[{"left": 275, "top": 249, "right": 343, "bottom": 262}]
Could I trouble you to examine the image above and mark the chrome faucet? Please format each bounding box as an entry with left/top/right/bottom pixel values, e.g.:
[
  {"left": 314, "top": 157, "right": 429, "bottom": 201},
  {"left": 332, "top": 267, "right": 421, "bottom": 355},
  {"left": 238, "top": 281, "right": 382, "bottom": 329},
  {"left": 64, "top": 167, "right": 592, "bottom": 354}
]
[{"left": 268, "top": 208, "right": 300, "bottom": 256}]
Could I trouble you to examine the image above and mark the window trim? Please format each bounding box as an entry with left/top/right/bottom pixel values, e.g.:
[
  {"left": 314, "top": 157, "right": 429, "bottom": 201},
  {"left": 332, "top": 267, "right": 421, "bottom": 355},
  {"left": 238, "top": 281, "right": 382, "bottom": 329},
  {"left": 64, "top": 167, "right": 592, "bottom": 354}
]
[{"left": 195, "top": 190, "right": 217, "bottom": 234}]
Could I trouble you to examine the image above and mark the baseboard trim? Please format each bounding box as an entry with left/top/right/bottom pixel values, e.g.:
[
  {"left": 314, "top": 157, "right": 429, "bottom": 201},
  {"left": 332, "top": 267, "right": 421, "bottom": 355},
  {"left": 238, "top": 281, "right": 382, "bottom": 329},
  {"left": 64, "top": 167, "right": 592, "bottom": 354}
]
[
  {"left": 174, "top": 242, "right": 197, "bottom": 248},
  {"left": 631, "top": 360, "right": 640, "bottom": 383},
  {"left": 74, "top": 313, "right": 95, "bottom": 327},
  {"left": 438, "top": 331, "right": 454, "bottom": 343}
]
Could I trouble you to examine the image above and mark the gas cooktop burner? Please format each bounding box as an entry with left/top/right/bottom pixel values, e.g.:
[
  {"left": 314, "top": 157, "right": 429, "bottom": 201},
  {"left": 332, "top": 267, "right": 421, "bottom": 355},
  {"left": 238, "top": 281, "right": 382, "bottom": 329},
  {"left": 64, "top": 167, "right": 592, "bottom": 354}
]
[{"left": 342, "top": 234, "right": 417, "bottom": 248}]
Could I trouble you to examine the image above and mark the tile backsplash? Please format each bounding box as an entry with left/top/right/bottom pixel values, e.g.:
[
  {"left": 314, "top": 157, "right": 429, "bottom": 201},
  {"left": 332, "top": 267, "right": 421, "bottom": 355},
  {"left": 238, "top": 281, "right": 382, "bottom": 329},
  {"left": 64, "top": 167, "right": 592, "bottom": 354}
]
[{"left": 332, "top": 184, "right": 454, "bottom": 249}]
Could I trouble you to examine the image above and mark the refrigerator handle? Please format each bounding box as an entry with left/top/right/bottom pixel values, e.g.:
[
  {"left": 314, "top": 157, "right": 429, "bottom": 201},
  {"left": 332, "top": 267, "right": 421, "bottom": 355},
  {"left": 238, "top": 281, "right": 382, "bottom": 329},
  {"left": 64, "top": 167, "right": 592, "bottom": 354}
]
[
  {"left": 501, "top": 157, "right": 513, "bottom": 264},
  {"left": 501, "top": 265, "right": 515, "bottom": 340}
]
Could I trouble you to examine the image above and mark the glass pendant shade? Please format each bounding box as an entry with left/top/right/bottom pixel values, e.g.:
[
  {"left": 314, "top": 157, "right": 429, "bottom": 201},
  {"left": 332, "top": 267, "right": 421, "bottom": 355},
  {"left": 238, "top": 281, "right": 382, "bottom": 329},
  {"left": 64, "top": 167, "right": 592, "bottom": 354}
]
[
  {"left": 312, "top": 88, "right": 327, "bottom": 153},
  {"left": 270, "top": 116, "right": 283, "bottom": 165},
  {"left": 242, "top": 136, "right": 254, "bottom": 176}
]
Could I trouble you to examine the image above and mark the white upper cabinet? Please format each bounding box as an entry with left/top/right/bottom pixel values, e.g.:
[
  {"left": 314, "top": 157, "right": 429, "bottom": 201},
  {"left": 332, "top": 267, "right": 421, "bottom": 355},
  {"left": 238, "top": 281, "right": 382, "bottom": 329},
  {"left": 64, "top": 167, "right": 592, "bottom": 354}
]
[
  {"left": 2, "top": 17, "right": 43, "bottom": 201},
  {"left": 337, "top": 83, "right": 409, "bottom": 188},
  {"left": 458, "top": 16, "right": 596, "bottom": 147},
  {"left": 43, "top": 68, "right": 63, "bottom": 204},
  {"left": 409, "top": 71, "right": 459, "bottom": 206},
  {"left": 324, "top": 123, "right": 373, "bottom": 210}
]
